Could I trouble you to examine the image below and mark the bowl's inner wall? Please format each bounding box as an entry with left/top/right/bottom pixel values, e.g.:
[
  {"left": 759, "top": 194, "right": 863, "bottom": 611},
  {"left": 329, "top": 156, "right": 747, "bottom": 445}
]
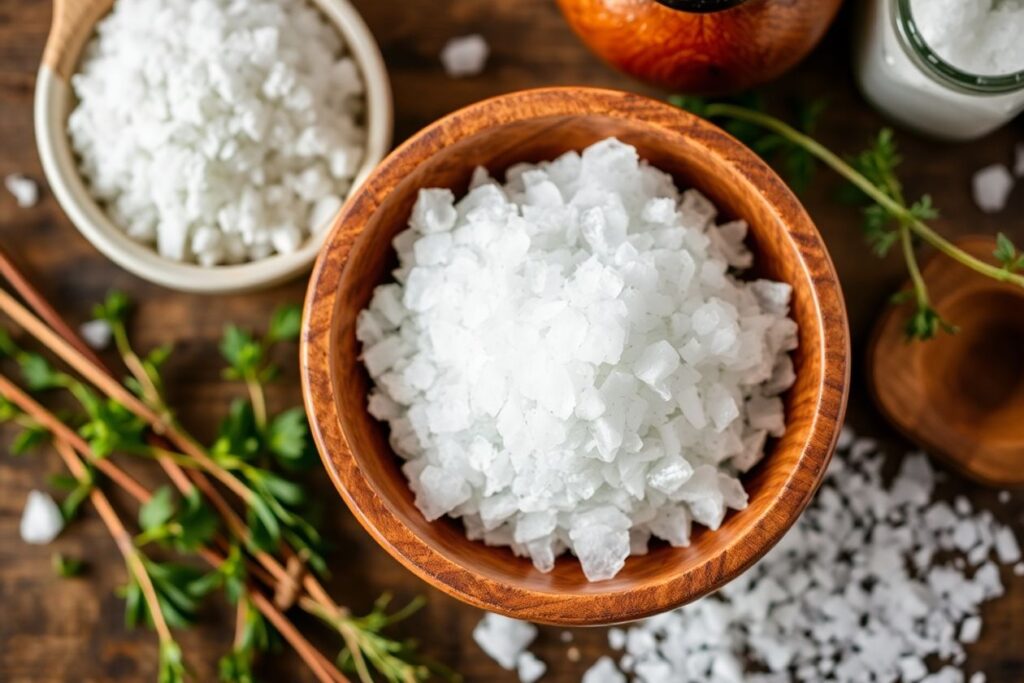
[{"left": 330, "top": 114, "right": 824, "bottom": 595}]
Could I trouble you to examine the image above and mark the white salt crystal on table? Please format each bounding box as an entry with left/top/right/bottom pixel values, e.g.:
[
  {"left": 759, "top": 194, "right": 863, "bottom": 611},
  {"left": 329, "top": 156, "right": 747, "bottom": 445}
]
[
  {"left": 4, "top": 173, "right": 39, "bottom": 208},
  {"left": 79, "top": 319, "right": 113, "bottom": 351},
  {"left": 20, "top": 490, "right": 64, "bottom": 545},
  {"left": 473, "top": 614, "right": 537, "bottom": 670},
  {"left": 441, "top": 34, "right": 489, "bottom": 78},
  {"left": 516, "top": 651, "right": 546, "bottom": 683},
  {"left": 360, "top": 138, "right": 797, "bottom": 582},
  {"left": 993, "top": 525, "right": 1021, "bottom": 563},
  {"left": 971, "top": 164, "right": 1014, "bottom": 213},
  {"left": 583, "top": 656, "right": 626, "bottom": 683},
  {"left": 560, "top": 428, "right": 1022, "bottom": 682},
  {"left": 959, "top": 615, "right": 982, "bottom": 643}
]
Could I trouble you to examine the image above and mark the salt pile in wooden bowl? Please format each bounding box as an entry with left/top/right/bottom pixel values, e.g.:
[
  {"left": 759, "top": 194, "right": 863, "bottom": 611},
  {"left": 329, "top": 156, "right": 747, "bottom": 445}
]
[{"left": 357, "top": 138, "right": 798, "bottom": 582}]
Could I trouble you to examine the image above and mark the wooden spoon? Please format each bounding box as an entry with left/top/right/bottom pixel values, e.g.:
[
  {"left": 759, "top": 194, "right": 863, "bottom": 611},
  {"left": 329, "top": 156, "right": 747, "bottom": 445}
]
[
  {"left": 42, "top": 0, "right": 113, "bottom": 81},
  {"left": 869, "top": 235, "right": 1024, "bottom": 488}
]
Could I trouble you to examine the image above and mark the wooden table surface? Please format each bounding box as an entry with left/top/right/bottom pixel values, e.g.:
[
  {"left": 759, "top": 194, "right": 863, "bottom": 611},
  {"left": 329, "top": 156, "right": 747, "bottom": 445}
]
[{"left": 1, "top": 1, "right": 1022, "bottom": 681}]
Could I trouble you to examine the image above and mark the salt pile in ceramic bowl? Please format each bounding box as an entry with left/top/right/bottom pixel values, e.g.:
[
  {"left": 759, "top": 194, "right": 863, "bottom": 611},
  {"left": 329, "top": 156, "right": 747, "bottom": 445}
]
[
  {"left": 68, "top": 0, "right": 366, "bottom": 266},
  {"left": 358, "top": 138, "right": 798, "bottom": 582}
]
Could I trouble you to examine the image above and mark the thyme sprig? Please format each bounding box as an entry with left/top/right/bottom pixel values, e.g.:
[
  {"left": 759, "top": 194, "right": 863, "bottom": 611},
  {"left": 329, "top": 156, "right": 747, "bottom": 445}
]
[
  {"left": 671, "top": 96, "right": 1024, "bottom": 340},
  {"left": 0, "top": 289, "right": 446, "bottom": 683}
]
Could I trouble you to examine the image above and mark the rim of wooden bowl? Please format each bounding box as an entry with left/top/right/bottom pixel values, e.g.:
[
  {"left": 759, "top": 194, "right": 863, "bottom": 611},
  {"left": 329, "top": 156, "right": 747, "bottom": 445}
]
[
  {"left": 33, "top": 0, "right": 392, "bottom": 294},
  {"left": 301, "top": 87, "right": 850, "bottom": 625}
]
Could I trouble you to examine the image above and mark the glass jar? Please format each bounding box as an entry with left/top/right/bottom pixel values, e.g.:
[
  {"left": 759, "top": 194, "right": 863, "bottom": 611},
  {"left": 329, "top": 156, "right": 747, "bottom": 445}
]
[{"left": 855, "top": 0, "right": 1024, "bottom": 141}]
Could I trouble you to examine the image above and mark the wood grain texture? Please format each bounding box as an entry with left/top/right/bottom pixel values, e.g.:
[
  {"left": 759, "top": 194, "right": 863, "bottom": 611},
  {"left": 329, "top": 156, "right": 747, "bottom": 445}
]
[
  {"left": 556, "top": 0, "right": 843, "bottom": 94},
  {"left": 301, "top": 87, "right": 850, "bottom": 625},
  {"left": 870, "top": 236, "right": 1024, "bottom": 488},
  {"left": 2, "top": 0, "right": 1024, "bottom": 680}
]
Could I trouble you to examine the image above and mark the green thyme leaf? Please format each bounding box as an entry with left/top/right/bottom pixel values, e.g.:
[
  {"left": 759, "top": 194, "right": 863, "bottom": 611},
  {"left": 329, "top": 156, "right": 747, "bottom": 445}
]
[
  {"left": 137, "top": 487, "right": 219, "bottom": 552},
  {"left": 93, "top": 291, "right": 130, "bottom": 325},
  {"left": 53, "top": 552, "right": 86, "bottom": 577},
  {"left": 904, "top": 304, "right": 958, "bottom": 341},
  {"left": 0, "top": 328, "right": 17, "bottom": 357},
  {"left": 267, "top": 305, "right": 302, "bottom": 344},
  {"left": 266, "top": 408, "right": 312, "bottom": 468},
  {"left": 909, "top": 195, "right": 939, "bottom": 222},
  {"left": 220, "top": 326, "right": 264, "bottom": 381},
  {"left": 19, "top": 353, "right": 68, "bottom": 391},
  {"left": 211, "top": 399, "right": 261, "bottom": 462},
  {"left": 159, "top": 640, "right": 187, "bottom": 683},
  {"left": 139, "top": 486, "right": 176, "bottom": 532},
  {"left": 994, "top": 232, "right": 1024, "bottom": 272},
  {"left": 11, "top": 422, "right": 49, "bottom": 455},
  {"left": 78, "top": 394, "right": 147, "bottom": 458},
  {"left": 60, "top": 468, "right": 95, "bottom": 522}
]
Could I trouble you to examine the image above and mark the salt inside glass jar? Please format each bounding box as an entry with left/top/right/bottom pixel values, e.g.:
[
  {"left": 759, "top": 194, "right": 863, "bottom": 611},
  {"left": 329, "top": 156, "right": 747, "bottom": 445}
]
[{"left": 855, "top": 0, "right": 1024, "bottom": 140}]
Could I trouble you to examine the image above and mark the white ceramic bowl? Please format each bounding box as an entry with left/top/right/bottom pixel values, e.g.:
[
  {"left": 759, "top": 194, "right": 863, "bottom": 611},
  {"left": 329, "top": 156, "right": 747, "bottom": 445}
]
[{"left": 34, "top": 0, "right": 392, "bottom": 294}]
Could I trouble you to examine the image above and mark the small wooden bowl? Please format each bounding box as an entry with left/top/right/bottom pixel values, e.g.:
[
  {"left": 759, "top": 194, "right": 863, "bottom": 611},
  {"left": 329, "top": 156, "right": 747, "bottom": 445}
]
[
  {"left": 34, "top": 0, "right": 392, "bottom": 294},
  {"left": 870, "top": 236, "right": 1024, "bottom": 488},
  {"left": 301, "top": 88, "right": 849, "bottom": 625}
]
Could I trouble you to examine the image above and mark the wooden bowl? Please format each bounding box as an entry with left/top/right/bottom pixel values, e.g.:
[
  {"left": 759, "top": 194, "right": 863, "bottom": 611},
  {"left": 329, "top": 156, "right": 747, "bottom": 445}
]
[
  {"left": 555, "top": 0, "right": 844, "bottom": 94},
  {"left": 34, "top": 0, "right": 392, "bottom": 294},
  {"left": 301, "top": 88, "right": 849, "bottom": 625},
  {"left": 870, "top": 236, "right": 1024, "bottom": 488}
]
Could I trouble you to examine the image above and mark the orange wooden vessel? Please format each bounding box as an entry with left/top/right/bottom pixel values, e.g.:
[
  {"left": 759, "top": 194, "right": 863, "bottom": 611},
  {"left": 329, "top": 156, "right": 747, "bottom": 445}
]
[
  {"left": 557, "top": 0, "right": 844, "bottom": 94},
  {"left": 870, "top": 236, "right": 1024, "bottom": 488},
  {"left": 301, "top": 88, "right": 850, "bottom": 625}
]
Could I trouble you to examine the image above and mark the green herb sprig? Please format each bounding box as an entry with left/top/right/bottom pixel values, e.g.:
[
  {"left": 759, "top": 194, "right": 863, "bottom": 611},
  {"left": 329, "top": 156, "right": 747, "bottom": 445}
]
[
  {"left": 0, "top": 293, "right": 444, "bottom": 683},
  {"left": 671, "top": 96, "right": 1024, "bottom": 340}
]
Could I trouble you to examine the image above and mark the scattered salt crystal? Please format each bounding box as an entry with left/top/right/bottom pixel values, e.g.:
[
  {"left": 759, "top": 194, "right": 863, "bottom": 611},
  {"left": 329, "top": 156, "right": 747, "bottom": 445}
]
[
  {"left": 994, "top": 526, "right": 1021, "bottom": 563},
  {"left": 1015, "top": 563, "right": 1024, "bottom": 576},
  {"left": 440, "top": 34, "right": 489, "bottom": 78},
  {"left": 608, "top": 627, "right": 626, "bottom": 650},
  {"left": 362, "top": 138, "right": 796, "bottom": 581},
  {"left": 997, "top": 490, "right": 1011, "bottom": 504},
  {"left": 20, "top": 490, "right": 64, "bottom": 544},
  {"left": 560, "top": 631, "right": 573, "bottom": 643},
  {"left": 516, "top": 652, "right": 546, "bottom": 683},
  {"left": 4, "top": 174, "right": 39, "bottom": 208},
  {"left": 971, "top": 164, "right": 1014, "bottom": 213},
  {"left": 68, "top": 0, "right": 366, "bottom": 265},
  {"left": 555, "top": 429, "right": 1022, "bottom": 682},
  {"left": 473, "top": 613, "right": 537, "bottom": 670},
  {"left": 79, "top": 319, "right": 113, "bottom": 350},
  {"left": 583, "top": 656, "right": 626, "bottom": 683},
  {"left": 959, "top": 615, "right": 981, "bottom": 643}
]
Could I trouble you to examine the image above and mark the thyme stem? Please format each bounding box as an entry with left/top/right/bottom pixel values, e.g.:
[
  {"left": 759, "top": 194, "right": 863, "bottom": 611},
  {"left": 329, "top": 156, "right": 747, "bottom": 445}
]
[{"left": 702, "top": 103, "right": 1024, "bottom": 289}]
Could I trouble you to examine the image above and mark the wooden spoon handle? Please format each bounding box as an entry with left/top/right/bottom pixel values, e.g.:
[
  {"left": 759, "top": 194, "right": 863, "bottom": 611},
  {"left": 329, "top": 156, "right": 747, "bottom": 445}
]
[{"left": 41, "top": 0, "right": 113, "bottom": 81}]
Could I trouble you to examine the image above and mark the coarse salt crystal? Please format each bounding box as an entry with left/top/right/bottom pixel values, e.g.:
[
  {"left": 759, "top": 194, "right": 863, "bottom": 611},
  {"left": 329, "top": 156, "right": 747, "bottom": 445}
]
[
  {"left": 554, "top": 428, "right": 1023, "bottom": 682},
  {"left": 20, "top": 490, "right": 64, "bottom": 545},
  {"left": 4, "top": 174, "right": 39, "bottom": 208},
  {"left": 440, "top": 34, "right": 489, "bottom": 78},
  {"left": 473, "top": 613, "right": 537, "bottom": 670},
  {"left": 361, "top": 138, "right": 796, "bottom": 581},
  {"left": 583, "top": 656, "right": 626, "bottom": 683},
  {"left": 79, "top": 319, "right": 113, "bottom": 350},
  {"left": 971, "top": 164, "right": 1014, "bottom": 213},
  {"left": 68, "top": 0, "right": 365, "bottom": 266},
  {"left": 516, "top": 652, "right": 546, "bottom": 683}
]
